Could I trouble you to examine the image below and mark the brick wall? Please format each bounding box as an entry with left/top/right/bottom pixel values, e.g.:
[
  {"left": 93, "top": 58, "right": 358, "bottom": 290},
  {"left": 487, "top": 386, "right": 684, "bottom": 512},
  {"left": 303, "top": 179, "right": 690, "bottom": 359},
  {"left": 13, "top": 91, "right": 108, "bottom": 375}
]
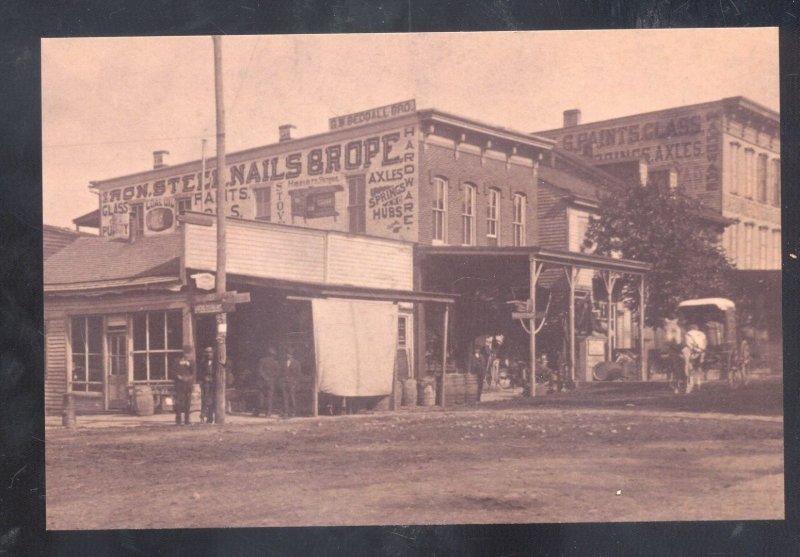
[{"left": 418, "top": 142, "right": 538, "bottom": 246}]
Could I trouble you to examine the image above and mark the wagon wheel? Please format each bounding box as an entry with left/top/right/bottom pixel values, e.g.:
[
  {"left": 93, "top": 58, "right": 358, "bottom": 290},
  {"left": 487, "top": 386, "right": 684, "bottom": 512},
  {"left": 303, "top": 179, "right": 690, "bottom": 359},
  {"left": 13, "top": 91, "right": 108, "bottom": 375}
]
[
  {"left": 728, "top": 341, "right": 750, "bottom": 390},
  {"left": 739, "top": 340, "right": 751, "bottom": 386}
]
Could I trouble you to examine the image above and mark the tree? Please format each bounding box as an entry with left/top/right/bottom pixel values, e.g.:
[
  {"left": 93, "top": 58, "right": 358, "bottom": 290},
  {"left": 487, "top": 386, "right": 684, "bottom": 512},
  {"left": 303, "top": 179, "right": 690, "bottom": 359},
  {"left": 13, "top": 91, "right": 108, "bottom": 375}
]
[{"left": 586, "top": 183, "right": 736, "bottom": 328}]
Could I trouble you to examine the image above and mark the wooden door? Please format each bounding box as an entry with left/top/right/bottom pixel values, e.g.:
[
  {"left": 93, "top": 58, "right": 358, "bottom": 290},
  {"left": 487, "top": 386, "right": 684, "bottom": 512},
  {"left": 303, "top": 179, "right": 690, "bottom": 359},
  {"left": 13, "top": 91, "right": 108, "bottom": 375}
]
[{"left": 107, "top": 331, "right": 129, "bottom": 409}]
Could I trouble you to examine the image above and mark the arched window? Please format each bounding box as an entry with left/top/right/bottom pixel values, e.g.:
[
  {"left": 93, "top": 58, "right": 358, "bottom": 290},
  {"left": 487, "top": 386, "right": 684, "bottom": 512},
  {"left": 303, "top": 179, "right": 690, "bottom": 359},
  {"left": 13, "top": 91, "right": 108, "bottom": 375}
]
[
  {"left": 461, "top": 183, "right": 476, "bottom": 245},
  {"left": 486, "top": 188, "right": 500, "bottom": 245},
  {"left": 512, "top": 193, "right": 526, "bottom": 246},
  {"left": 432, "top": 176, "right": 448, "bottom": 243}
]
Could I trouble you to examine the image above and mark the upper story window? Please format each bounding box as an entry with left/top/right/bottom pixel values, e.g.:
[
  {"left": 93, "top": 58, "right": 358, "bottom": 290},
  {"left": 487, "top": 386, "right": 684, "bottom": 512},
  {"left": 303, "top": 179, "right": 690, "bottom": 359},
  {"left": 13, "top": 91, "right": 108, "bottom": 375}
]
[
  {"left": 432, "top": 176, "right": 448, "bottom": 243},
  {"left": 70, "top": 316, "right": 103, "bottom": 392},
  {"left": 569, "top": 209, "right": 591, "bottom": 252},
  {"left": 757, "top": 154, "right": 768, "bottom": 203},
  {"left": 347, "top": 176, "right": 366, "bottom": 234},
  {"left": 770, "top": 158, "right": 781, "bottom": 207},
  {"left": 129, "top": 203, "right": 144, "bottom": 240},
  {"left": 729, "top": 142, "right": 740, "bottom": 195},
  {"left": 461, "top": 183, "right": 476, "bottom": 246},
  {"left": 744, "top": 148, "right": 755, "bottom": 199},
  {"left": 175, "top": 197, "right": 192, "bottom": 229},
  {"left": 512, "top": 193, "right": 526, "bottom": 247},
  {"left": 486, "top": 188, "right": 500, "bottom": 245},
  {"left": 254, "top": 187, "right": 271, "bottom": 221}
]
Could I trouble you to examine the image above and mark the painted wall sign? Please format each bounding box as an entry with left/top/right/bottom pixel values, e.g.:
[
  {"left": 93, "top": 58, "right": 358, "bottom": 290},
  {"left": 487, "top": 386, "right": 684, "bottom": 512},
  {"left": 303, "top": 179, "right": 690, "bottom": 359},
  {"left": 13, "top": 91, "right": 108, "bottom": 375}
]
[
  {"left": 546, "top": 107, "right": 723, "bottom": 197},
  {"left": 98, "top": 124, "right": 419, "bottom": 243},
  {"left": 329, "top": 99, "right": 416, "bottom": 131}
]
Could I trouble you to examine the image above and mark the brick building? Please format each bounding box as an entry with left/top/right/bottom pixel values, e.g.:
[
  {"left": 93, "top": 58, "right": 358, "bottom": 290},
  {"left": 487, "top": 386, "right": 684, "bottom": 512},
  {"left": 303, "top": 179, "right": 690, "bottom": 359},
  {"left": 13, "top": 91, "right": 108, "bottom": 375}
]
[
  {"left": 534, "top": 97, "right": 780, "bottom": 270},
  {"left": 46, "top": 102, "right": 651, "bottom": 414}
]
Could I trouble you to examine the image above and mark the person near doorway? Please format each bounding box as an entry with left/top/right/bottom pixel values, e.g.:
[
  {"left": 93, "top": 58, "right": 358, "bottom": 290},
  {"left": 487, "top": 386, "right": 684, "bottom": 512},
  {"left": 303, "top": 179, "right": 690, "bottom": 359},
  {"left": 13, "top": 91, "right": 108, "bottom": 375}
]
[
  {"left": 199, "top": 346, "right": 216, "bottom": 423},
  {"left": 281, "top": 347, "right": 301, "bottom": 417},
  {"left": 254, "top": 347, "right": 279, "bottom": 417},
  {"left": 174, "top": 346, "right": 195, "bottom": 425},
  {"left": 468, "top": 344, "right": 489, "bottom": 401}
]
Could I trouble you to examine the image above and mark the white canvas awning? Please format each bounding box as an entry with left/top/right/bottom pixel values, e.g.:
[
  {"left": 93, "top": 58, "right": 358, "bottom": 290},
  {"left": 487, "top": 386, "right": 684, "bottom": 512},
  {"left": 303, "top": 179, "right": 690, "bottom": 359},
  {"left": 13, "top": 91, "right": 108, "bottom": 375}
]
[{"left": 312, "top": 298, "right": 399, "bottom": 397}]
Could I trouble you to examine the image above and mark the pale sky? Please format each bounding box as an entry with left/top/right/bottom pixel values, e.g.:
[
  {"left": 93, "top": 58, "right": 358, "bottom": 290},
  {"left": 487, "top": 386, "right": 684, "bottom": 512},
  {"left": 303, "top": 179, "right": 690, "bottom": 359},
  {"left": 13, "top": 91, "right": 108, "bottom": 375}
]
[{"left": 42, "top": 29, "right": 779, "bottom": 229}]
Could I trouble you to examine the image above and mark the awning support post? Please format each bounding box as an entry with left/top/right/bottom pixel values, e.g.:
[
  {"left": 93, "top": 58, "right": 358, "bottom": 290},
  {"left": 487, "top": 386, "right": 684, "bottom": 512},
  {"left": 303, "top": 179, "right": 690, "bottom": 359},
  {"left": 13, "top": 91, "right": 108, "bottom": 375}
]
[
  {"left": 602, "top": 271, "right": 618, "bottom": 361},
  {"left": 639, "top": 274, "right": 647, "bottom": 381},
  {"left": 440, "top": 304, "right": 450, "bottom": 408},
  {"left": 528, "top": 257, "right": 543, "bottom": 398},
  {"left": 564, "top": 265, "right": 578, "bottom": 384}
]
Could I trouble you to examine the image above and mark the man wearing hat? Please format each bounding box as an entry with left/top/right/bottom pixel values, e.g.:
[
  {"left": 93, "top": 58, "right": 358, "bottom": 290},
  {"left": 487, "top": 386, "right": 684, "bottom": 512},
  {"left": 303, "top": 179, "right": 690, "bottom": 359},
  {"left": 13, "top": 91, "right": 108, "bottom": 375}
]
[
  {"left": 254, "top": 347, "right": 279, "bottom": 417},
  {"left": 173, "top": 346, "right": 196, "bottom": 425},
  {"left": 281, "top": 347, "right": 301, "bottom": 417},
  {"left": 199, "top": 346, "right": 217, "bottom": 423}
]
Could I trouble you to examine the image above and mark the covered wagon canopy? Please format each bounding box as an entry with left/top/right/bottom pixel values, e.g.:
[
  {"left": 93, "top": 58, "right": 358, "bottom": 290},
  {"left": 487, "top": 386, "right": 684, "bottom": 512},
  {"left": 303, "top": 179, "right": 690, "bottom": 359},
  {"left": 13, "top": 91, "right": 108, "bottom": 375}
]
[{"left": 678, "top": 298, "right": 736, "bottom": 311}]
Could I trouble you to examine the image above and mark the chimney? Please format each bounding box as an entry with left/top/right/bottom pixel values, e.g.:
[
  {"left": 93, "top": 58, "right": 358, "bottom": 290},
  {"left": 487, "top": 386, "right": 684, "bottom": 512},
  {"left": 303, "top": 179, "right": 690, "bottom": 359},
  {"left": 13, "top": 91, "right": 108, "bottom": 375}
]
[
  {"left": 153, "top": 150, "right": 169, "bottom": 169},
  {"left": 563, "top": 109, "right": 581, "bottom": 127},
  {"left": 279, "top": 124, "right": 296, "bottom": 142}
]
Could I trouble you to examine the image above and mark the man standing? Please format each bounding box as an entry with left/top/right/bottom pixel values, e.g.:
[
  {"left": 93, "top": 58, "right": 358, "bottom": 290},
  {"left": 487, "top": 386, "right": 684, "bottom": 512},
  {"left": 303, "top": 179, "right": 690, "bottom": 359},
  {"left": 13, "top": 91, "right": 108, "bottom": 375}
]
[
  {"left": 281, "top": 347, "right": 301, "bottom": 417},
  {"left": 254, "top": 347, "right": 279, "bottom": 417},
  {"left": 174, "top": 346, "right": 195, "bottom": 425},
  {"left": 468, "top": 344, "right": 489, "bottom": 401},
  {"left": 199, "top": 346, "right": 216, "bottom": 424}
]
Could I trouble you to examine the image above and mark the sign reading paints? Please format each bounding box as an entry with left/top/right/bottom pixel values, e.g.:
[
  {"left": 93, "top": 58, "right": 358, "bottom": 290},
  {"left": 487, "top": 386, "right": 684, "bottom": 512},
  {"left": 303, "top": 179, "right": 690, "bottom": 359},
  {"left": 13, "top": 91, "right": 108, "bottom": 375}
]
[{"left": 98, "top": 124, "right": 419, "bottom": 242}]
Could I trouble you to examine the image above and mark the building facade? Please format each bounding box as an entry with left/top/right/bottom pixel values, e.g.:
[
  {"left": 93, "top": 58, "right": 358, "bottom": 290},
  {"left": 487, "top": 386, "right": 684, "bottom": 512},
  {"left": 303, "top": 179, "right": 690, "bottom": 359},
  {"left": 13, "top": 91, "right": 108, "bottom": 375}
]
[{"left": 535, "top": 97, "right": 781, "bottom": 270}]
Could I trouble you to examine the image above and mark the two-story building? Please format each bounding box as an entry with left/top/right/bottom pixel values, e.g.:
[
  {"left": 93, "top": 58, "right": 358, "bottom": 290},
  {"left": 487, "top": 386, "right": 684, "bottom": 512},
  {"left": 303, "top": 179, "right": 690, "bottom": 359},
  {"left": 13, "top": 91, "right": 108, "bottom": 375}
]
[{"left": 45, "top": 102, "right": 650, "bottom": 415}]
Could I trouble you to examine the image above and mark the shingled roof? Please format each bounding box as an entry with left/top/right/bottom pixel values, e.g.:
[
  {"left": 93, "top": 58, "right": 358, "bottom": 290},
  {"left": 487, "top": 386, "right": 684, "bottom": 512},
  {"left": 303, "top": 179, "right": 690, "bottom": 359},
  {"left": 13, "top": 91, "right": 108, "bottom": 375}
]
[{"left": 44, "top": 233, "right": 182, "bottom": 291}]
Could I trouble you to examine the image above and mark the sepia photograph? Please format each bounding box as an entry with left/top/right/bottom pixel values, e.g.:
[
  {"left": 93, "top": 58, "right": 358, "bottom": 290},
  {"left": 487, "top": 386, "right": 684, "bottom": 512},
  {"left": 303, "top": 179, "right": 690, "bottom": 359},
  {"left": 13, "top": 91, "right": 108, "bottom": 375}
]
[{"left": 42, "top": 29, "right": 782, "bottom": 529}]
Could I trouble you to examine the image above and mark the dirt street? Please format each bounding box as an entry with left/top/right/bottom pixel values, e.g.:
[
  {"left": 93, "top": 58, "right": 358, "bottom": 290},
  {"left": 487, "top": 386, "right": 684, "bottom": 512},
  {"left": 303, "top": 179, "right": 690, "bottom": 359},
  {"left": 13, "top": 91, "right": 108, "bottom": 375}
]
[{"left": 45, "top": 378, "right": 784, "bottom": 529}]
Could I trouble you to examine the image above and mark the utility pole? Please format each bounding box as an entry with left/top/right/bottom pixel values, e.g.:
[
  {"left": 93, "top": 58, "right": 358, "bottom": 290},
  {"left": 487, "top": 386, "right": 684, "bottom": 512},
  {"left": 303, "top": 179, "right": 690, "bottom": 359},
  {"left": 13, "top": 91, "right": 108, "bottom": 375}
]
[{"left": 212, "top": 35, "right": 228, "bottom": 424}]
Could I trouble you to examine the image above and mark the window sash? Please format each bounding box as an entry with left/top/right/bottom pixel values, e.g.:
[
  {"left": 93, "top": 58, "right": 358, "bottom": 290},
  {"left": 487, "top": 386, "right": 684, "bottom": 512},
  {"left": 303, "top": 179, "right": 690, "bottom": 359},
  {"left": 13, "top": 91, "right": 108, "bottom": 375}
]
[
  {"left": 462, "top": 185, "right": 475, "bottom": 245},
  {"left": 254, "top": 187, "right": 271, "bottom": 220},
  {"left": 131, "top": 311, "right": 183, "bottom": 382},
  {"left": 70, "top": 316, "right": 103, "bottom": 392},
  {"left": 432, "top": 178, "right": 448, "bottom": 242},
  {"left": 512, "top": 194, "right": 526, "bottom": 246},
  {"left": 486, "top": 190, "right": 499, "bottom": 238}
]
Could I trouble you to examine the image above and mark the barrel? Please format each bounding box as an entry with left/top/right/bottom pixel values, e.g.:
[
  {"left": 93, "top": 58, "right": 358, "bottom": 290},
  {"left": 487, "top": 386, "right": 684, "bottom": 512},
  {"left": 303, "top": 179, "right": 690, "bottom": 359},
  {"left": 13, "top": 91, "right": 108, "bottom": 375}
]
[
  {"left": 402, "top": 378, "right": 418, "bottom": 406},
  {"left": 419, "top": 382, "right": 436, "bottom": 407},
  {"left": 593, "top": 362, "right": 623, "bottom": 382},
  {"left": 464, "top": 373, "right": 480, "bottom": 404},
  {"left": 133, "top": 385, "right": 154, "bottom": 416},
  {"left": 444, "top": 373, "right": 465, "bottom": 406},
  {"left": 189, "top": 383, "right": 202, "bottom": 420}
]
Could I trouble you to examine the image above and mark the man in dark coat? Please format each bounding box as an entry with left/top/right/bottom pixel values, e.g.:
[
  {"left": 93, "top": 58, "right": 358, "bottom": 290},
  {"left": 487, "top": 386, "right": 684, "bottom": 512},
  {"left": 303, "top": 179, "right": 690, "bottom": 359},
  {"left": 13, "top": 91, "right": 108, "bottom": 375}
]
[
  {"left": 174, "top": 346, "right": 195, "bottom": 425},
  {"left": 199, "top": 346, "right": 216, "bottom": 424},
  {"left": 254, "top": 347, "right": 279, "bottom": 417},
  {"left": 281, "top": 347, "right": 301, "bottom": 417},
  {"left": 468, "top": 344, "right": 490, "bottom": 401}
]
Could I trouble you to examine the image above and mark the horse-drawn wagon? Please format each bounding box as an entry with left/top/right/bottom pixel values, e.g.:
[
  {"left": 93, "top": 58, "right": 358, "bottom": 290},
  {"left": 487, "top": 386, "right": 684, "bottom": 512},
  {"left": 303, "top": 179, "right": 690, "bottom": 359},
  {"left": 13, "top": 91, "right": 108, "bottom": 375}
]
[{"left": 661, "top": 298, "right": 751, "bottom": 393}]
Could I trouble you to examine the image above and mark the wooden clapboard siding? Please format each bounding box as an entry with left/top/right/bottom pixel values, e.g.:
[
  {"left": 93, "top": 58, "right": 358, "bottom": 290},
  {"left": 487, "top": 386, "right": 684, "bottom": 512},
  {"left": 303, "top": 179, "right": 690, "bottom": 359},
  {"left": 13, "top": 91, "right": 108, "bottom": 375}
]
[
  {"left": 536, "top": 182, "right": 569, "bottom": 251},
  {"left": 44, "top": 317, "right": 68, "bottom": 414},
  {"left": 185, "top": 221, "right": 326, "bottom": 283},
  {"left": 185, "top": 220, "right": 413, "bottom": 290},
  {"left": 326, "top": 234, "right": 413, "bottom": 291}
]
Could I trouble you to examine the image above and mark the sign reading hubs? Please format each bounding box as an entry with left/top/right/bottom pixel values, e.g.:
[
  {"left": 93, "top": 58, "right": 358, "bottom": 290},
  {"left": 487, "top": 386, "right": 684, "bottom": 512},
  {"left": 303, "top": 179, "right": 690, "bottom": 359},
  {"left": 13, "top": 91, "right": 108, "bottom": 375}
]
[{"left": 329, "top": 100, "right": 416, "bottom": 131}]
